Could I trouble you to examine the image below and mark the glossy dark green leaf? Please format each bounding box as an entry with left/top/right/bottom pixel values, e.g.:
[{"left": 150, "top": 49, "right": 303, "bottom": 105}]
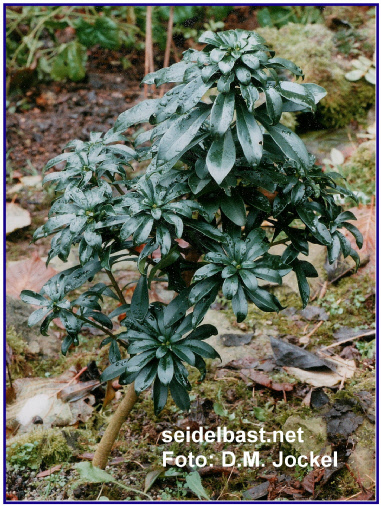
[
  {"left": 232, "top": 283, "right": 248, "bottom": 323},
  {"left": 235, "top": 65, "right": 252, "bottom": 85},
  {"left": 240, "top": 83, "right": 259, "bottom": 113},
  {"left": 153, "top": 377, "right": 168, "bottom": 415},
  {"left": 114, "top": 99, "right": 160, "bottom": 132},
  {"left": 267, "top": 57, "right": 304, "bottom": 77},
  {"left": 171, "top": 344, "right": 196, "bottom": 366},
  {"left": 241, "top": 54, "right": 260, "bottom": 70},
  {"left": 188, "top": 324, "right": 218, "bottom": 341},
  {"left": 163, "top": 288, "right": 191, "bottom": 327},
  {"left": 264, "top": 87, "right": 282, "bottom": 125},
  {"left": 217, "top": 73, "right": 234, "bottom": 93},
  {"left": 182, "top": 340, "right": 220, "bottom": 359},
  {"left": 266, "top": 124, "right": 309, "bottom": 166},
  {"left": 222, "top": 274, "right": 239, "bottom": 299},
  {"left": 206, "top": 128, "right": 236, "bottom": 185},
  {"left": 210, "top": 91, "right": 235, "bottom": 136},
  {"left": 158, "top": 354, "right": 174, "bottom": 385},
  {"left": 327, "top": 233, "right": 341, "bottom": 264},
  {"left": 169, "top": 380, "right": 190, "bottom": 412},
  {"left": 218, "top": 55, "right": 235, "bottom": 74},
  {"left": 342, "top": 222, "right": 363, "bottom": 249},
  {"left": 135, "top": 362, "right": 158, "bottom": 394},
  {"left": 157, "top": 105, "right": 211, "bottom": 163},
  {"left": 278, "top": 81, "right": 315, "bottom": 111},
  {"left": 291, "top": 182, "right": 305, "bottom": 205},
  {"left": 101, "top": 359, "right": 129, "bottom": 382},
  {"left": 28, "top": 307, "right": 50, "bottom": 327},
  {"left": 247, "top": 288, "right": 283, "bottom": 312},
  {"left": 131, "top": 276, "right": 149, "bottom": 321},
  {"left": 236, "top": 101, "right": 263, "bottom": 166},
  {"left": 186, "top": 220, "right": 225, "bottom": 241},
  {"left": 21, "top": 290, "right": 49, "bottom": 307},
  {"left": 292, "top": 261, "right": 310, "bottom": 308},
  {"left": 220, "top": 191, "right": 246, "bottom": 226}
]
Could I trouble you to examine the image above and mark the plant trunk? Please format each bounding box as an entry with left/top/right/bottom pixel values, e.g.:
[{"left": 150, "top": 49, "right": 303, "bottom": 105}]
[
  {"left": 92, "top": 382, "right": 138, "bottom": 469},
  {"left": 93, "top": 246, "right": 201, "bottom": 469}
]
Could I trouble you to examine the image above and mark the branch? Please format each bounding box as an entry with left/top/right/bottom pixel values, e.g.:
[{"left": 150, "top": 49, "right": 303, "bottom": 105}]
[
  {"left": 105, "top": 269, "right": 128, "bottom": 306},
  {"left": 70, "top": 311, "right": 115, "bottom": 339}
]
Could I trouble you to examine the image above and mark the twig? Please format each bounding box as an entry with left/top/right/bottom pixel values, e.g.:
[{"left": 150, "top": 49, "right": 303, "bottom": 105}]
[
  {"left": 319, "top": 330, "right": 375, "bottom": 351},
  {"left": 144, "top": 7, "right": 153, "bottom": 98},
  {"left": 171, "top": 39, "right": 180, "bottom": 62},
  {"left": 105, "top": 269, "right": 128, "bottom": 306},
  {"left": 159, "top": 6, "right": 174, "bottom": 98},
  {"left": 363, "top": 195, "right": 374, "bottom": 252}
]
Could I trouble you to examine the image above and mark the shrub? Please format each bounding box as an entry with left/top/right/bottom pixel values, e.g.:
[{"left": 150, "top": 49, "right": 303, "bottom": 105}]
[{"left": 20, "top": 29, "right": 362, "bottom": 468}]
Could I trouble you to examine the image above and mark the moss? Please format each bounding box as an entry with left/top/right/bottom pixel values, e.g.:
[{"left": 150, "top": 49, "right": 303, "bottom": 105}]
[
  {"left": 280, "top": 112, "right": 297, "bottom": 131},
  {"left": 322, "top": 6, "right": 374, "bottom": 29},
  {"left": 257, "top": 23, "right": 375, "bottom": 128},
  {"left": 341, "top": 140, "right": 375, "bottom": 196},
  {"left": 7, "top": 428, "right": 72, "bottom": 470}
]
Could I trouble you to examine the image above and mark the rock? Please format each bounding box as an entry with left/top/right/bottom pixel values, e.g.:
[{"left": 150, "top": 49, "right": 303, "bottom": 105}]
[
  {"left": 347, "top": 419, "right": 375, "bottom": 488},
  {"left": 220, "top": 333, "right": 253, "bottom": 347},
  {"left": 283, "top": 415, "right": 329, "bottom": 455},
  {"left": 299, "top": 306, "right": 329, "bottom": 321},
  {"left": 6, "top": 296, "right": 61, "bottom": 358},
  {"left": 203, "top": 310, "right": 271, "bottom": 367},
  {"left": 333, "top": 326, "right": 375, "bottom": 341}
]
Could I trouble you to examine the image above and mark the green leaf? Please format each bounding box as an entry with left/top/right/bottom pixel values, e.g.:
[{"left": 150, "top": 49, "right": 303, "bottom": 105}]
[
  {"left": 158, "top": 354, "right": 174, "bottom": 385},
  {"left": 264, "top": 87, "right": 282, "bottom": 125},
  {"left": 177, "top": 76, "right": 214, "bottom": 114},
  {"left": 186, "top": 220, "right": 226, "bottom": 241},
  {"left": 342, "top": 222, "right": 363, "bottom": 249},
  {"left": 193, "top": 263, "right": 223, "bottom": 282},
  {"left": 217, "top": 73, "right": 234, "bottom": 93},
  {"left": 220, "top": 190, "right": 247, "bottom": 226},
  {"left": 241, "top": 54, "right": 260, "bottom": 70},
  {"left": 185, "top": 471, "right": 210, "bottom": 500},
  {"left": 164, "top": 289, "right": 191, "bottom": 327},
  {"left": 20, "top": 290, "right": 49, "bottom": 306},
  {"left": 157, "top": 105, "right": 211, "bottom": 163},
  {"left": 247, "top": 288, "right": 283, "bottom": 312},
  {"left": 222, "top": 275, "right": 239, "bottom": 299},
  {"left": 183, "top": 339, "right": 220, "bottom": 359},
  {"left": 327, "top": 233, "right": 341, "bottom": 264},
  {"left": 210, "top": 91, "right": 235, "bottom": 136},
  {"left": 171, "top": 344, "right": 196, "bottom": 366},
  {"left": 291, "top": 182, "right": 305, "bottom": 205},
  {"left": 268, "top": 57, "right": 304, "bottom": 77},
  {"left": 75, "top": 16, "right": 120, "bottom": 50},
  {"left": 28, "top": 307, "right": 50, "bottom": 327},
  {"left": 232, "top": 283, "right": 248, "bottom": 322},
  {"left": 206, "top": 128, "right": 236, "bottom": 185},
  {"left": 101, "top": 359, "right": 129, "bottom": 382},
  {"left": 188, "top": 324, "right": 218, "bottom": 341},
  {"left": 218, "top": 55, "right": 235, "bottom": 74},
  {"left": 114, "top": 99, "right": 160, "bottom": 132},
  {"left": 266, "top": 124, "right": 309, "bottom": 166},
  {"left": 235, "top": 65, "right": 252, "bottom": 85},
  {"left": 51, "top": 41, "right": 87, "bottom": 82},
  {"left": 131, "top": 276, "right": 149, "bottom": 321},
  {"left": 278, "top": 81, "right": 315, "bottom": 111},
  {"left": 61, "top": 334, "right": 74, "bottom": 356},
  {"left": 240, "top": 83, "right": 259, "bottom": 113},
  {"left": 239, "top": 270, "right": 258, "bottom": 292},
  {"left": 292, "top": 260, "right": 310, "bottom": 308},
  {"left": 153, "top": 377, "right": 168, "bottom": 415},
  {"left": 236, "top": 101, "right": 263, "bottom": 166},
  {"left": 169, "top": 379, "right": 190, "bottom": 412}
]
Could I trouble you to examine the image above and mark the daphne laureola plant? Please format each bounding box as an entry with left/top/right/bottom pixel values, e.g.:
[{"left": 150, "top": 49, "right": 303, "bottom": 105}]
[{"left": 21, "top": 29, "right": 362, "bottom": 468}]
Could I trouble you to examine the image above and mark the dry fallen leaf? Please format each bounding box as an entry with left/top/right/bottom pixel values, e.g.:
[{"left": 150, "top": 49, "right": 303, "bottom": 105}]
[
  {"left": 284, "top": 356, "right": 356, "bottom": 388},
  {"left": 6, "top": 251, "right": 57, "bottom": 298},
  {"left": 6, "top": 367, "right": 96, "bottom": 436},
  {"left": 6, "top": 202, "right": 31, "bottom": 235}
]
